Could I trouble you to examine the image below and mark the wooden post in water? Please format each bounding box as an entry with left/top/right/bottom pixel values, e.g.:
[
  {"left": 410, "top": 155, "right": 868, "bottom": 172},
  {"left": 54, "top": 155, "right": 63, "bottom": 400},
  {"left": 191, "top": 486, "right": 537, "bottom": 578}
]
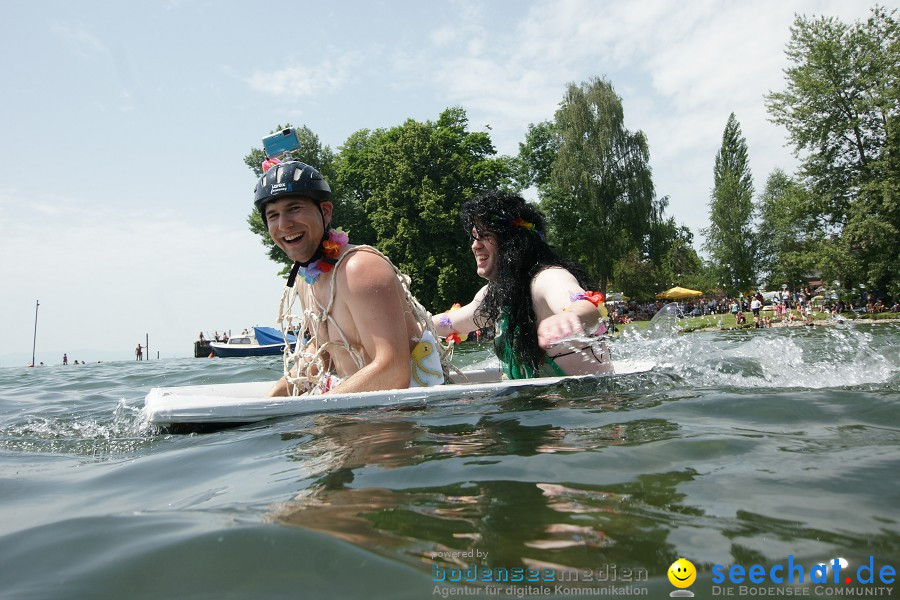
[
  {"left": 146, "top": 333, "right": 149, "bottom": 362},
  {"left": 30, "top": 300, "right": 39, "bottom": 367}
]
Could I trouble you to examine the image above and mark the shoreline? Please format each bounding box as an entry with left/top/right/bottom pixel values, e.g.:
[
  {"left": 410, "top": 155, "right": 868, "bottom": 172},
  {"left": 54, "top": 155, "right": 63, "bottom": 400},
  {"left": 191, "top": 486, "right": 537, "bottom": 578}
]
[
  {"left": 617, "top": 313, "right": 900, "bottom": 335},
  {"left": 698, "top": 316, "right": 900, "bottom": 333}
]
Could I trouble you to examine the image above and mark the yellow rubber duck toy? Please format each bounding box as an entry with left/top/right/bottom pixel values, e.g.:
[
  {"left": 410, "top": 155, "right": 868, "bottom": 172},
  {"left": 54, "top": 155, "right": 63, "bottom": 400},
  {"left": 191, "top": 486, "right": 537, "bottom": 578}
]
[{"left": 409, "top": 331, "right": 444, "bottom": 387}]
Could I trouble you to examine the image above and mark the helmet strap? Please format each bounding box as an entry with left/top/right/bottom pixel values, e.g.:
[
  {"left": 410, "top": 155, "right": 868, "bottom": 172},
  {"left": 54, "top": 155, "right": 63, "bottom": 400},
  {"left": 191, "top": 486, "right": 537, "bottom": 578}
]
[
  {"left": 286, "top": 261, "right": 302, "bottom": 288},
  {"left": 290, "top": 206, "right": 330, "bottom": 270}
]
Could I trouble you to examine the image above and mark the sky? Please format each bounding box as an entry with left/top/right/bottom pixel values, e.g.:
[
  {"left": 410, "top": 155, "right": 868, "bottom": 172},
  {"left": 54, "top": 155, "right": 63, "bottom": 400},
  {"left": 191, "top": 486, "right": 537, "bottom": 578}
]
[{"left": 0, "top": 0, "right": 888, "bottom": 365}]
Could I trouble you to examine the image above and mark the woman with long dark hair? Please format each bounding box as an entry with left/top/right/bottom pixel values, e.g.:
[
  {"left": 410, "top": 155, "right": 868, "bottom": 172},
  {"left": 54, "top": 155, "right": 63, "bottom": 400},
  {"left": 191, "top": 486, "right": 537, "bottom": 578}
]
[{"left": 433, "top": 191, "right": 611, "bottom": 379}]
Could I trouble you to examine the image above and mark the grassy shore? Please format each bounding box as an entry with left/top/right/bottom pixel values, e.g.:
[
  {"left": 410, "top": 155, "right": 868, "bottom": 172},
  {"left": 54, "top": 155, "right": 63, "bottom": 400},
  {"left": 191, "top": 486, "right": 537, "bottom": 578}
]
[{"left": 617, "top": 310, "right": 900, "bottom": 334}]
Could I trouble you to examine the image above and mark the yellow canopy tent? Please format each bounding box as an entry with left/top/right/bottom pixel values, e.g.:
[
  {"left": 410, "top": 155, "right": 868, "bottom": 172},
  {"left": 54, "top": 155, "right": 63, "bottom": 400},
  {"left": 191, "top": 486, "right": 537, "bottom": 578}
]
[{"left": 656, "top": 286, "right": 703, "bottom": 300}]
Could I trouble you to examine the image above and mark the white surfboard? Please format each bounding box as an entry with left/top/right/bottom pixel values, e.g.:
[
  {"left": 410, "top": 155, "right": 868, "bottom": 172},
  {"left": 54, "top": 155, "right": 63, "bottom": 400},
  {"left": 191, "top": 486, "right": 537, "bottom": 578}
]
[{"left": 143, "top": 360, "right": 654, "bottom": 430}]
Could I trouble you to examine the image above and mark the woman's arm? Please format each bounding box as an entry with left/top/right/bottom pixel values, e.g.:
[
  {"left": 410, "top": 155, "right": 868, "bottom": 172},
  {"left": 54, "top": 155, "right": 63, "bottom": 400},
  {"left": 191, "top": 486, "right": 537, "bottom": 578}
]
[{"left": 432, "top": 285, "right": 489, "bottom": 338}]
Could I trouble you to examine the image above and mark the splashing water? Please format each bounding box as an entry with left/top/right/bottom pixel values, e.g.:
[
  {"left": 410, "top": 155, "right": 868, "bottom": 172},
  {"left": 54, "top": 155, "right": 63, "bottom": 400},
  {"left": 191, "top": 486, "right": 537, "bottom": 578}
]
[
  {"left": 612, "top": 318, "right": 898, "bottom": 389},
  {"left": 1, "top": 322, "right": 897, "bottom": 456}
]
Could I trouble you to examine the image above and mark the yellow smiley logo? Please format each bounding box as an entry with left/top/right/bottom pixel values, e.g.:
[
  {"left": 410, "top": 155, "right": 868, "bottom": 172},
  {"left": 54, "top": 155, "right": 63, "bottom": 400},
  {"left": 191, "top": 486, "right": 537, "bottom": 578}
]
[{"left": 668, "top": 558, "right": 697, "bottom": 588}]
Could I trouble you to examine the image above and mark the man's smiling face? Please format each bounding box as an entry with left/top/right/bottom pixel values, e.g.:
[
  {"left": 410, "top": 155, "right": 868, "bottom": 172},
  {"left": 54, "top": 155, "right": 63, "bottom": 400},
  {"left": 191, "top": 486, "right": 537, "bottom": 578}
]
[
  {"left": 471, "top": 228, "right": 499, "bottom": 282},
  {"left": 264, "top": 197, "right": 333, "bottom": 263}
]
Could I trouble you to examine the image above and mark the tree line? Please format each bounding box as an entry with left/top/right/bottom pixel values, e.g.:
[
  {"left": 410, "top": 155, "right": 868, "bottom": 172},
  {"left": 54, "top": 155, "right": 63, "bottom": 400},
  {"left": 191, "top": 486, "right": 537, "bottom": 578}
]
[
  {"left": 707, "top": 6, "right": 898, "bottom": 301},
  {"left": 246, "top": 6, "right": 897, "bottom": 312}
]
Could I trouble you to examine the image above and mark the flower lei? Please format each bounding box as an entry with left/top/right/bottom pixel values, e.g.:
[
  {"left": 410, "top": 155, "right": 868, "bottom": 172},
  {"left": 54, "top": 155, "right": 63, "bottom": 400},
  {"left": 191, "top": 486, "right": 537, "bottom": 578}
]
[
  {"left": 439, "top": 303, "right": 466, "bottom": 345},
  {"left": 567, "top": 290, "right": 609, "bottom": 321},
  {"left": 299, "top": 227, "right": 349, "bottom": 284},
  {"left": 570, "top": 291, "right": 605, "bottom": 306}
]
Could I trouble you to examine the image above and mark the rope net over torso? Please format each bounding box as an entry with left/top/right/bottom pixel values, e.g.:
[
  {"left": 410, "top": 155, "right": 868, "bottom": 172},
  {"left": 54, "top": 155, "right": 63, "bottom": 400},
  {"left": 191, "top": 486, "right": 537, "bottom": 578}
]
[{"left": 276, "top": 245, "right": 452, "bottom": 396}]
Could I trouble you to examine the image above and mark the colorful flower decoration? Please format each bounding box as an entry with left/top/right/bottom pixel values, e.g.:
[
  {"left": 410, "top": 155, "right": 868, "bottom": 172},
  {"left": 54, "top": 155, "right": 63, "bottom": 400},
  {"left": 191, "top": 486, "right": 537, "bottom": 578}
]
[
  {"left": 512, "top": 217, "right": 534, "bottom": 231},
  {"left": 261, "top": 156, "right": 282, "bottom": 173},
  {"left": 297, "top": 228, "right": 350, "bottom": 285},
  {"left": 441, "top": 302, "right": 467, "bottom": 344},
  {"left": 510, "top": 216, "right": 545, "bottom": 240},
  {"left": 566, "top": 290, "right": 608, "bottom": 320},
  {"left": 570, "top": 291, "right": 605, "bottom": 306}
]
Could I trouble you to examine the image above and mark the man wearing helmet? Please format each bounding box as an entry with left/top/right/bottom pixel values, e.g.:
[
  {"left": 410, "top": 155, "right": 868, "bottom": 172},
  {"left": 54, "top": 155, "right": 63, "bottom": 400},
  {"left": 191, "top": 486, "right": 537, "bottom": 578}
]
[{"left": 255, "top": 160, "right": 444, "bottom": 396}]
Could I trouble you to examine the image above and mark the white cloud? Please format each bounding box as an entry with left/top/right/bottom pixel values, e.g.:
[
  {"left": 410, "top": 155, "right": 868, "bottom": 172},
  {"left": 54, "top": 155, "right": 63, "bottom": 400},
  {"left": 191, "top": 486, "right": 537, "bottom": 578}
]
[
  {"left": 414, "top": 0, "right": 877, "bottom": 238},
  {"left": 430, "top": 25, "right": 458, "bottom": 47},
  {"left": 244, "top": 53, "right": 359, "bottom": 98},
  {"left": 49, "top": 23, "right": 140, "bottom": 112},
  {"left": 0, "top": 188, "right": 280, "bottom": 359},
  {"left": 50, "top": 23, "right": 108, "bottom": 55}
]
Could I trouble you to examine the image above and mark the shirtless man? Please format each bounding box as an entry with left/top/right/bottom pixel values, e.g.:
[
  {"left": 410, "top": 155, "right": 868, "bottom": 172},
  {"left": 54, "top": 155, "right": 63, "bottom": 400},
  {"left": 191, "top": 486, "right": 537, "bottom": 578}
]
[
  {"left": 432, "top": 191, "right": 610, "bottom": 379},
  {"left": 254, "top": 160, "right": 443, "bottom": 396}
]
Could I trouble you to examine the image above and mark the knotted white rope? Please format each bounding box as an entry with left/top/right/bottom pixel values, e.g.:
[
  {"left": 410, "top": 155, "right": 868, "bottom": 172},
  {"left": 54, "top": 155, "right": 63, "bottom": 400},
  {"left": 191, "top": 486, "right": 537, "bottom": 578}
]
[{"left": 276, "top": 246, "right": 454, "bottom": 396}]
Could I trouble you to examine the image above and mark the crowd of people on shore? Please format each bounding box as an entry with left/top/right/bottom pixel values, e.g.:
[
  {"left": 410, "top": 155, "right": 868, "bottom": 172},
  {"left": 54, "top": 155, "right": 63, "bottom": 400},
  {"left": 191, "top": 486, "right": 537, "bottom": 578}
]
[{"left": 608, "top": 289, "right": 898, "bottom": 327}]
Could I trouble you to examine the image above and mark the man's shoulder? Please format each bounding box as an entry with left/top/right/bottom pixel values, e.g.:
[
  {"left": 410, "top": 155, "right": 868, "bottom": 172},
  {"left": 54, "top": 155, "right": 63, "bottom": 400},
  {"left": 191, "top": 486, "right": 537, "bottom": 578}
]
[
  {"left": 335, "top": 246, "right": 398, "bottom": 291},
  {"left": 340, "top": 245, "right": 393, "bottom": 272}
]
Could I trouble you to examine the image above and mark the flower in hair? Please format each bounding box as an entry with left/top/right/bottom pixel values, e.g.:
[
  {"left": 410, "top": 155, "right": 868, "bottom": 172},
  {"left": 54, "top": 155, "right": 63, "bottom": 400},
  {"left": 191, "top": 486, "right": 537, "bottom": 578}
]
[
  {"left": 511, "top": 217, "right": 534, "bottom": 231},
  {"left": 510, "top": 217, "right": 545, "bottom": 240}
]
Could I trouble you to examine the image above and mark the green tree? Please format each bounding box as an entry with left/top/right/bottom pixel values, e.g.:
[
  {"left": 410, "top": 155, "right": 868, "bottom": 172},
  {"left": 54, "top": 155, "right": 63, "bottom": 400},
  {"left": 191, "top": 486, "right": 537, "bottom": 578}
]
[
  {"left": 765, "top": 6, "right": 899, "bottom": 297},
  {"left": 331, "top": 128, "right": 381, "bottom": 245},
  {"left": 703, "top": 113, "right": 757, "bottom": 295},
  {"left": 640, "top": 197, "right": 708, "bottom": 295},
  {"left": 612, "top": 216, "right": 709, "bottom": 301},
  {"left": 844, "top": 113, "right": 900, "bottom": 296},
  {"left": 517, "top": 120, "right": 557, "bottom": 191},
  {"left": 655, "top": 226, "right": 709, "bottom": 293},
  {"left": 244, "top": 114, "right": 514, "bottom": 308},
  {"left": 520, "top": 93, "right": 701, "bottom": 298},
  {"left": 611, "top": 249, "right": 657, "bottom": 301},
  {"left": 537, "top": 77, "right": 657, "bottom": 293},
  {"left": 766, "top": 7, "right": 899, "bottom": 223},
  {"left": 331, "top": 108, "right": 516, "bottom": 310},
  {"left": 756, "top": 169, "right": 824, "bottom": 290}
]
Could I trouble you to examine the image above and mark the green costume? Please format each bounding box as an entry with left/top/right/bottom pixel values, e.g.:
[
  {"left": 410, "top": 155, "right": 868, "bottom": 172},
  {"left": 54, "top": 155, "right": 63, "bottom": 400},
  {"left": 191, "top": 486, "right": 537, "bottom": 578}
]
[{"left": 493, "top": 313, "right": 566, "bottom": 379}]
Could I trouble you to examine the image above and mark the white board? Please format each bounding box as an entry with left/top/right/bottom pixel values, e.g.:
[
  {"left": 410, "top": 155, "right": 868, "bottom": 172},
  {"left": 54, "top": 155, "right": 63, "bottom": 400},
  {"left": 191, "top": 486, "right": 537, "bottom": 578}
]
[{"left": 143, "top": 361, "right": 653, "bottom": 429}]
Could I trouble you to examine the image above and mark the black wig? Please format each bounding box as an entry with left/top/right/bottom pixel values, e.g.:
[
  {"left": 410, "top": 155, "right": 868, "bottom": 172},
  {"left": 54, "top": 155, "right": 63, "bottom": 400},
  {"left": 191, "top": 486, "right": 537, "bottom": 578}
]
[{"left": 460, "top": 191, "right": 591, "bottom": 372}]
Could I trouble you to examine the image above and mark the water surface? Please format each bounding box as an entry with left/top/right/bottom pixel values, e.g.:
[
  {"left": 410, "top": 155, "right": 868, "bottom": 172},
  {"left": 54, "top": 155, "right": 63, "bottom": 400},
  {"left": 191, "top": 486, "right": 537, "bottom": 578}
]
[{"left": 1, "top": 323, "right": 898, "bottom": 599}]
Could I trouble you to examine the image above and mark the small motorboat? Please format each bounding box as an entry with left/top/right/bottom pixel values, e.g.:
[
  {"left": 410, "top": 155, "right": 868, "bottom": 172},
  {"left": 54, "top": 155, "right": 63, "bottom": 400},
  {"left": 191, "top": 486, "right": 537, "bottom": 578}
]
[{"left": 209, "top": 327, "right": 295, "bottom": 358}]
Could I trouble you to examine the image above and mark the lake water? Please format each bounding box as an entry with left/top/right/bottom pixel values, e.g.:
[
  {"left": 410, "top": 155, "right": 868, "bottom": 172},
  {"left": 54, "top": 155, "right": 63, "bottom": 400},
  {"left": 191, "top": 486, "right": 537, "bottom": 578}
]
[{"left": 1, "top": 323, "right": 898, "bottom": 599}]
